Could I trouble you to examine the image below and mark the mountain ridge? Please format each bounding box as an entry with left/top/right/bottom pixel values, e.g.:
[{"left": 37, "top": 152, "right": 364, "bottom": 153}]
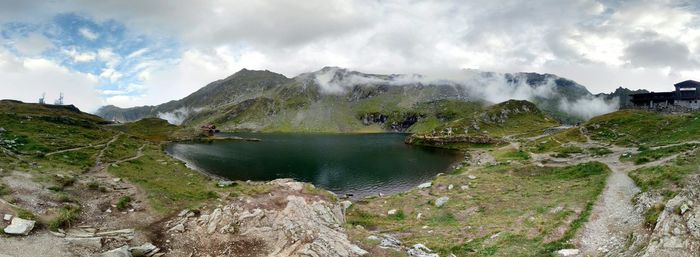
[{"left": 96, "top": 67, "right": 620, "bottom": 130}]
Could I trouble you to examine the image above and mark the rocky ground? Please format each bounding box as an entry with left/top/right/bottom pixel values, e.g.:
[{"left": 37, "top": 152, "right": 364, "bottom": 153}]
[
  {"left": 0, "top": 130, "right": 369, "bottom": 257},
  {"left": 3, "top": 120, "right": 700, "bottom": 256},
  {"left": 159, "top": 179, "right": 366, "bottom": 257}
]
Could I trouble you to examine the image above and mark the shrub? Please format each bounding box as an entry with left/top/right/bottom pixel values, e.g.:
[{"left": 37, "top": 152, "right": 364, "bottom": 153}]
[
  {"left": 116, "top": 196, "right": 132, "bottom": 210},
  {"left": 16, "top": 208, "right": 35, "bottom": 220},
  {"left": 0, "top": 183, "right": 11, "bottom": 196},
  {"left": 54, "top": 175, "right": 76, "bottom": 188},
  {"left": 48, "top": 204, "right": 81, "bottom": 231},
  {"left": 86, "top": 181, "right": 99, "bottom": 190},
  {"left": 389, "top": 210, "right": 406, "bottom": 221},
  {"left": 644, "top": 203, "right": 665, "bottom": 228}
]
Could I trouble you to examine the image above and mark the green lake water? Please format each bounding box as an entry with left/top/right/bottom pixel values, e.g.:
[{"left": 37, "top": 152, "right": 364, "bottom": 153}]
[{"left": 166, "top": 133, "right": 460, "bottom": 199}]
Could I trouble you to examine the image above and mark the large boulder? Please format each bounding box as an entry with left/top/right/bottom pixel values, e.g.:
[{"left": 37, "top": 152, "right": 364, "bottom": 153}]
[
  {"left": 161, "top": 180, "right": 367, "bottom": 257},
  {"left": 3, "top": 217, "right": 35, "bottom": 236}
]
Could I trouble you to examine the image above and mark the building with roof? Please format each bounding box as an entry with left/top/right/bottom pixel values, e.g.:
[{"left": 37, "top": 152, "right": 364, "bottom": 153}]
[{"left": 630, "top": 80, "right": 700, "bottom": 110}]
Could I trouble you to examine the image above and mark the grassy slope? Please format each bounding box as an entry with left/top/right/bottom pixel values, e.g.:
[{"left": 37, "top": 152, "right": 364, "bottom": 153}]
[
  {"left": 629, "top": 149, "right": 700, "bottom": 195},
  {"left": 109, "top": 117, "right": 182, "bottom": 141},
  {"left": 347, "top": 162, "right": 609, "bottom": 257},
  {"left": 0, "top": 101, "right": 273, "bottom": 217},
  {"left": 585, "top": 110, "right": 700, "bottom": 146}
]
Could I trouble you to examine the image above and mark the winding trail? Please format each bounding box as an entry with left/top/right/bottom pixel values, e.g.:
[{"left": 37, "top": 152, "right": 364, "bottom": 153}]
[
  {"left": 523, "top": 132, "right": 697, "bottom": 256},
  {"left": 44, "top": 143, "right": 105, "bottom": 156},
  {"left": 575, "top": 152, "right": 643, "bottom": 256}
]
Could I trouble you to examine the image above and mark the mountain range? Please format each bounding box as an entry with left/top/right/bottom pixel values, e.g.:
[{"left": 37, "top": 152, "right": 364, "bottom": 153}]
[{"left": 96, "top": 67, "right": 622, "bottom": 133}]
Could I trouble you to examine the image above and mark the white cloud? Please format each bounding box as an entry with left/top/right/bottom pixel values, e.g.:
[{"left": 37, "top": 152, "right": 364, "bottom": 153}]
[
  {"left": 0, "top": 49, "right": 102, "bottom": 112},
  {"left": 99, "top": 68, "right": 123, "bottom": 82},
  {"left": 2, "top": 0, "right": 700, "bottom": 109},
  {"left": 78, "top": 27, "right": 99, "bottom": 40},
  {"left": 63, "top": 48, "right": 96, "bottom": 62},
  {"left": 13, "top": 33, "right": 52, "bottom": 56},
  {"left": 135, "top": 48, "right": 266, "bottom": 105}
]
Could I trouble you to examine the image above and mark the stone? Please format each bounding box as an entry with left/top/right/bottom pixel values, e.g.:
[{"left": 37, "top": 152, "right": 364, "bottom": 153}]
[
  {"left": 129, "top": 243, "right": 157, "bottom": 257},
  {"left": 680, "top": 204, "right": 690, "bottom": 215},
  {"left": 407, "top": 244, "right": 439, "bottom": 257},
  {"left": 468, "top": 175, "right": 477, "bottom": 180},
  {"left": 556, "top": 249, "right": 580, "bottom": 256},
  {"left": 416, "top": 213, "right": 422, "bottom": 219},
  {"left": 447, "top": 184, "right": 453, "bottom": 190},
  {"left": 161, "top": 193, "right": 367, "bottom": 257},
  {"left": 95, "top": 246, "right": 132, "bottom": 257},
  {"left": 3, "top": 217, "right": 35, "bottom": 235},
  {"left": 49, "top": 230, "right": 66, "bottom": 237},
  {"left": 3, "top": 214, "right": 12, "bottom": 221},
  {"left": 66, "top": 237, "right": 103, "bottom": 248},
  {"left": 460, "top": 185, "right": 469, "bottom": 190},
  {"left": 388, "top": 209, "right": 397, "bottom": 215},
  {"left": 417, "top": 182, "right": 432, "bottom": 189},
  {"left": 177, "top": 209, "right": 189, "bottom": 217},
  {"left": 113, "top": 178, "right": 121, "bottom": 182},
  {"left": 217, "top": 180, "right": 235, "bottom": 187},
  {"left": 367, "top": 235, "right": 380, "bottom": 241},
  {"left": 207, "top": 208, "right": 222, "bottom": 234},
  {"left": 434, "top": 196, "right": 449, "bottom": 207},
  {"left": 95, "top": 228, "right": 135, "bottom": 238},
  {"left": 168, "top": 224, "right": 185, "bottom": 233},
  {"left": 379, "top": 235, "right": 402, "bottom": 250},
  {"left": 340, "top": 200, "right": 352, "bottom": 213}
]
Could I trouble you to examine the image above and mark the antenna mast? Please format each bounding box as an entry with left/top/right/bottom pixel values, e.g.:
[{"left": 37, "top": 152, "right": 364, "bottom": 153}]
[{"left": 54, "top": 93, "right": 64, "bottom": 105}]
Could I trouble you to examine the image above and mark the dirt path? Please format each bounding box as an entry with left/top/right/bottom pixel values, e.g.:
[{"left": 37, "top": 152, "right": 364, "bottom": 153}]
[
  {"left": 573, "top": 146, "right": 690, "bottom": 256},
  {"left": 1, "top": 133, "right": 152, "bottom": 257},
  {"left": 44, "top": 143, "right": 105, "bottom": 157},
  {"left": 522, "top": 137, "right": 692, "bottom": 256},
  {"left": 575, "top": 152, "right": 643, "bottom": 256},
  {"left": 94, "top": 133, "right": 121, "bottom": 165},
  {"left": 112, "top": 144, "right": 146, "bottom": 165}
]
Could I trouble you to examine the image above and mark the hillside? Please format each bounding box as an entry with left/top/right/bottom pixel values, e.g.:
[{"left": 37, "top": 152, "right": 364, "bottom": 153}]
[
  {"left": 0, "top": 100, "right": 362, "bottom": 256},
  {"left": 96, "top": 67, "right": 617, "bottom": 131}
]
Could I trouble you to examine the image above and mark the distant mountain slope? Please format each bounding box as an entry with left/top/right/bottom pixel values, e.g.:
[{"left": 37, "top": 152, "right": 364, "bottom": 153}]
[
  {"left": 96, "top": 67, "right": 618, "bottom": 132},
  {"left": 596, "top": 87, "right": 650, "bottom": 108}
]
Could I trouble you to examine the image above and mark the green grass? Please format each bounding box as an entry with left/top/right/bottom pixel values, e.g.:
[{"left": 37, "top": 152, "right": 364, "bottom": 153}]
[
  {"left": 15, "top": 208, "right": 35, "bottom": 220},
  {"left": 101, "top": 134, "right": 142, "bottom": 163},
  {"left": 116, "top": 196, "right": 132, "bottom": 210},
  {"left": 551, "top": 146, "right": 584, "bottom": 158},
  {"left": 629, "top": 150, "right": 700, "bottom": 193},
  {"left": 622, "top": 144, "right": 698, "bottom": 165},
  {"left": 586, "top": 110, "right": 700, "bottom": 146},
  {"left": 48, "top": 204, "right": 81, "bottom": 231},
  {"left": 588, "top": 147, "right": 612, "bottom": 156},
  {"left": 527, "top": 128, "right": 586, "bottom": 154},
  {"left": 109, "top": 118, "right": 180, "bottom": 141},
  {"left": 347, "top": 162, "right": 610, "bottom": 256},
  {"left": 643, "top": 203, "right": 665, "bottom": 228},
  {"left": 494, "top": 149, "right": 530, "bottom": 161},
  {"left": 0, "top": 182, "right": 11, "bottom": 196},
  {"left": 107, "top": 144, "right": 221, "bottom": 212},
  {"left": 0, "top": 101, "right": 115, "bottom": 155}
]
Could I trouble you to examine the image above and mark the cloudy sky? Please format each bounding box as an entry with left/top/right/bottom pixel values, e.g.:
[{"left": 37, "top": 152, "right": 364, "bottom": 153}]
[{"left": 1, "top": 0, "right": 700, "bottom": 112}]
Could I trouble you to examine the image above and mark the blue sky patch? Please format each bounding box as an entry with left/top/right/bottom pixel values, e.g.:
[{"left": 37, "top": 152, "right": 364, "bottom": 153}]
[{"left": 1, "top": 13, "right": 179, "bottom": 98}]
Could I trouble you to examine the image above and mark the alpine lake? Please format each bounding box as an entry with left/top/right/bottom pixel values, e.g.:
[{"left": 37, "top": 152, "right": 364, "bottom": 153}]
[{"left": 166, "top": 133, "right": 461, "bottom": 199}]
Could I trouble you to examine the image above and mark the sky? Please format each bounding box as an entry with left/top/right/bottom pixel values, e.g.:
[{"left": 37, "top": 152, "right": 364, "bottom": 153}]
[{"left": 1, "top": 0, "right": 700, "bottom": 112}]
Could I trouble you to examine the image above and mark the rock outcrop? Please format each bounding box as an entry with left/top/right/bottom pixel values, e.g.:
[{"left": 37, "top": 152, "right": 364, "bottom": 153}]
[
  {"left": 405, "top": 134, "right": 502, "bottom": 146},
  {"left": 3, "top": 217, "right": 35, "bottom": 236},
  {"left": 621, "top": 175, "right": 700, "bottom": 256},
  {"left": 161, "top": 179, "right": 367, "bottom": 257}
]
